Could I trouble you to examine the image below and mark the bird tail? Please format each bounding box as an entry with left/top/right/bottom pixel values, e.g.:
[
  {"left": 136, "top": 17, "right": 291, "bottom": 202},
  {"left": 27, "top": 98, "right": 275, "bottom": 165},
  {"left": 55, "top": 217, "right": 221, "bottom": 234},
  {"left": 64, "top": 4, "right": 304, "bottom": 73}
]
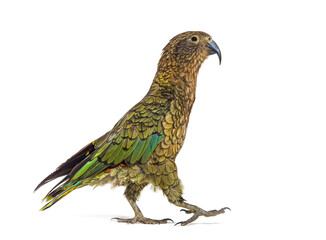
[
  {"left": 34, "top": 141, "right": 95, "bottom": 192},
  {"left": 40, "top": 179, "right": 83, "bottom": 211},
  {"left": 35, "top": 142, "right": 97, "bottom": 210}
]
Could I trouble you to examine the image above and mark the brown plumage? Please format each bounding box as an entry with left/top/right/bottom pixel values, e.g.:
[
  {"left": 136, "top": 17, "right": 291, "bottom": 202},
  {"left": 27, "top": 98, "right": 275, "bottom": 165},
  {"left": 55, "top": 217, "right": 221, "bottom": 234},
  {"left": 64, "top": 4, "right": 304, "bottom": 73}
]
[{"left": 35, "top": 31, "right": 230, "bottom": 225}]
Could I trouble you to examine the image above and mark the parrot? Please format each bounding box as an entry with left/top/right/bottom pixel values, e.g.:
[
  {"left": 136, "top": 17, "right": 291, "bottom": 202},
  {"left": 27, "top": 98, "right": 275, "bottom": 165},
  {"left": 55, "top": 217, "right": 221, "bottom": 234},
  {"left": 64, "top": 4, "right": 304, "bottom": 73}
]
[{"left": 35, "top": 31, "right": 230, "bottom": 226}]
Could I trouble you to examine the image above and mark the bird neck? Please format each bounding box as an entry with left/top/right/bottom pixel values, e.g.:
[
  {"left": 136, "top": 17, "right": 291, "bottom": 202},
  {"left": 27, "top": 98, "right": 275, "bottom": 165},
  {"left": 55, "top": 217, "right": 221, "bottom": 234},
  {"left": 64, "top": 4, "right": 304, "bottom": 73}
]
[{"left": 148, "top": 61, "right": 202, "bottom": 113}]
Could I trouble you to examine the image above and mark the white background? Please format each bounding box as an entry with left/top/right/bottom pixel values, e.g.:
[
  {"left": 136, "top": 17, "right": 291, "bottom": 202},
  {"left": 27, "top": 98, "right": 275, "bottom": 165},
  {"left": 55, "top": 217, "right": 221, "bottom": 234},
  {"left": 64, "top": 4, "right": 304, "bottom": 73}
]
[{"left": 1, "top": 0, "right": 325, "bottom": 239}]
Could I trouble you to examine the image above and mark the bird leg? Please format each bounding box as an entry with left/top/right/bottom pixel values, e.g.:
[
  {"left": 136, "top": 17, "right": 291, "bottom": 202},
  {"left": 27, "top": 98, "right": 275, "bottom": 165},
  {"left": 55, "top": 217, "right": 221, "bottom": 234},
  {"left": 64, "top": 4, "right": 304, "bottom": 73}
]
[
  {"left": 174, "top": 201, "right": 231, "bottom": 226},
  {"left": 112, "top": 183, "right": 173, "bottom": 224},
  {"left": 112, "top": 197, "right": 173, "bottom": 224}
]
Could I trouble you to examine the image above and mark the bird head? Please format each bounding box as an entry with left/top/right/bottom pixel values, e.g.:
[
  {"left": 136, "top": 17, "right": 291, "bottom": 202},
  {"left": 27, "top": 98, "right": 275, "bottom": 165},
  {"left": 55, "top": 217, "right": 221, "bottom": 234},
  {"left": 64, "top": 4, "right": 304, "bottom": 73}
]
[{"left": 160, "top": 31, "right": 221, "bottom": 71}]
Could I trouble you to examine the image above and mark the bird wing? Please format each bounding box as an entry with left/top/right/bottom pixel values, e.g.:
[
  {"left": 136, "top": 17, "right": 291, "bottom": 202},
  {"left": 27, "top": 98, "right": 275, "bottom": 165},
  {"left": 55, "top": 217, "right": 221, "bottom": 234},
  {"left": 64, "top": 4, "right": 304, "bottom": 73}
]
[{"left": 68, "top": 96, "right": 169, "bottom": 182}]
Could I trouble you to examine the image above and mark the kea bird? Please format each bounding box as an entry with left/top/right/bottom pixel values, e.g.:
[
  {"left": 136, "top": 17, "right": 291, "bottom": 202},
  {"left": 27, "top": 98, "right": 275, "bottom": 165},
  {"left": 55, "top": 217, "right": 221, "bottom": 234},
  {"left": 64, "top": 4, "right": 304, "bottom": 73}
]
[{"left": 35, "top": 31, "right": 230, "bottom": 226}]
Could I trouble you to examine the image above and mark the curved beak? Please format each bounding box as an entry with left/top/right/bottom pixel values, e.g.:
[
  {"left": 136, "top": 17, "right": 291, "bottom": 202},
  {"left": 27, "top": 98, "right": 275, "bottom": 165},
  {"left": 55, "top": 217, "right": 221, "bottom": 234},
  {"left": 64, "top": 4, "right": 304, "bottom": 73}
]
[{"left": 207, "top": 40, "right": 222, "bottom": 65}]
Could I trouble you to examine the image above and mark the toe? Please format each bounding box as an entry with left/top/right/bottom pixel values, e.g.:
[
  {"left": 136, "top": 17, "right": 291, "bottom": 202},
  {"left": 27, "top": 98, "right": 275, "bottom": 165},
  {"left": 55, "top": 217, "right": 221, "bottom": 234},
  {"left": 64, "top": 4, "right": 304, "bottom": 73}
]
[
  {"left": 143, "top": 218, "right": 174, "bottom": 224},
  {"left": 175, "top": 221, "right": 189, "bottom": 226},
  {"left": 160, "top": 218, "right": 174, "bottom": 223},
  {"left": 180, "top": 209, "right": 193, "bottom": 214},
  {"left": 112, "top": 217, "right": 136, "bottom": 224}
]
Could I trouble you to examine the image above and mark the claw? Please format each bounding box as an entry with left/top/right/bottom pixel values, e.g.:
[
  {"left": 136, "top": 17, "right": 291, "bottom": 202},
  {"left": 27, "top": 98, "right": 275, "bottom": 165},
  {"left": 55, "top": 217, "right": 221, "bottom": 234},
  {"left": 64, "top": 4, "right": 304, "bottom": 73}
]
[
  {"left": 161, "top": 218, "right": 174, "bottom": 223},
  {"left": 180, "top": 209, "right": 193, "bottom": 214},
  {"left": 208, "top": 207, "right": 231, "bottom": 216},
  {"left": 175, "top": 220, "right": 192, "bottom": 226}
]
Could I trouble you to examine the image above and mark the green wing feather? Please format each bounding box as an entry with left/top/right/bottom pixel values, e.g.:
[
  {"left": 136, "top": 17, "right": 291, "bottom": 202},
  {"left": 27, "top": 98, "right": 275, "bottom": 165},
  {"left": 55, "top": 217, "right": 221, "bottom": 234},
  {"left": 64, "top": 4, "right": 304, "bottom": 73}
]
[{"left": 69, "top": 97, "right": 168, "bottom": 181}]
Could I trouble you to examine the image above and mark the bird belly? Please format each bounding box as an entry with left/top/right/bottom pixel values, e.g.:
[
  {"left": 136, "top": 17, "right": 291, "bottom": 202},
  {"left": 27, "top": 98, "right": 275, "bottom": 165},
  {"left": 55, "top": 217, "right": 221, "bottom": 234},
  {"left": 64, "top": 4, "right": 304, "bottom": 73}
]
[{"left": 87, "top": 164, "right": 149, "bottom": 188}]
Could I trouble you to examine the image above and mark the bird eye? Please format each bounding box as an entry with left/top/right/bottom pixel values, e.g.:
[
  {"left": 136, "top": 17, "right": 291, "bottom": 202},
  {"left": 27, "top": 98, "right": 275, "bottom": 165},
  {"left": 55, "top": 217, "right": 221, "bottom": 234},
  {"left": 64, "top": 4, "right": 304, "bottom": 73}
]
[{"left": 191, "top": 36, "right": 198, "bottom": 42}]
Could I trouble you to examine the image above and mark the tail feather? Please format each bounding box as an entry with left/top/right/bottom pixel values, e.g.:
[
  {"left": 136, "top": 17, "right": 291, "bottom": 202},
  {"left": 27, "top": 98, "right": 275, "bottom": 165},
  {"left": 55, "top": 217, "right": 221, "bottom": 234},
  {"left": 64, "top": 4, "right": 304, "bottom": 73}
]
[
  {"left": 42, "top": 176, "right": 70, "bottom": 202},
  {"left": 35, "top": 141, "right": 95, "bottom": 210},
  {"left": 40, "top": 180, "right": 83, "bottom": 211},
  {"left": 34, "top": 142, "right": 95, "bottom": 191}
]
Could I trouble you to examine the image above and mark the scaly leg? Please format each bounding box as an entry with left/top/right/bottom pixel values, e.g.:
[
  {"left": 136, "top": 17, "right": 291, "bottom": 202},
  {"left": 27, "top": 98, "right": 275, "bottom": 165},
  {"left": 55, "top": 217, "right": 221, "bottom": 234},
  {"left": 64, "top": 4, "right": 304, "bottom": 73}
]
[{"left": 112, "top": 183, "right": 173, "bottom": 224}]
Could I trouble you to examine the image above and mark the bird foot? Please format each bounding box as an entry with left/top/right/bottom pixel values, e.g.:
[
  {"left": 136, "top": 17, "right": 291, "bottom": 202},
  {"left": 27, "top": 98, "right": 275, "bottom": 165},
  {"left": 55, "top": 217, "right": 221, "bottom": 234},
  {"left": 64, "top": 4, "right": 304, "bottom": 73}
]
[
  {"left": 176, "top": 207, "right": 231, "bottom": 226},
  {"left": 112, "top": 215, "right": 174, "bottom": 224}
]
